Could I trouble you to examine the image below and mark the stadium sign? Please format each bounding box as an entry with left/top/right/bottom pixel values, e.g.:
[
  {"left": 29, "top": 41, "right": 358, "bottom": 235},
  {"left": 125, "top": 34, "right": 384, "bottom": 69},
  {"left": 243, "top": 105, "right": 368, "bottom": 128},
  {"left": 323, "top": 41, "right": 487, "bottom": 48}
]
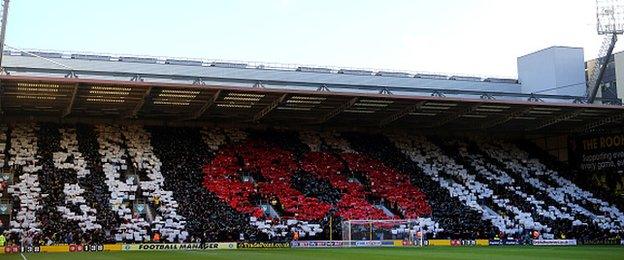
[
  {"left": 237, "top": 242, "right": 290, "bottom": 248},
  {"left": 569, "top": 133, "right": 624, "bottom": 172},
  {"left": 532, "top": 239, "right": 577, "bottom": 246},
  {"left": 121, "top": 243, "right": 237, "bottom": 251}
]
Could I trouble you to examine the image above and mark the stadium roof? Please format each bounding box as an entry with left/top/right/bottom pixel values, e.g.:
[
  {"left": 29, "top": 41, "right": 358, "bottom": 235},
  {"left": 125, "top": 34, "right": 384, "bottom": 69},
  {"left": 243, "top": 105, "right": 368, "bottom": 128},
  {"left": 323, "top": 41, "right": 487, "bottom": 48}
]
[{"left": 0, "top": 50, "right": 623, "bottom": 134}]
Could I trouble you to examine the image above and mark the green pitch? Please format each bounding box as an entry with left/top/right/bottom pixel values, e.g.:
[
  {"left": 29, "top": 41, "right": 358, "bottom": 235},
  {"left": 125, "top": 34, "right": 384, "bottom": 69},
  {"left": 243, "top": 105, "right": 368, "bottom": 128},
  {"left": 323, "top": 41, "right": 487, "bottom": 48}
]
[{"left": 5, "top": 246, "right": 624, "bottom": 260}]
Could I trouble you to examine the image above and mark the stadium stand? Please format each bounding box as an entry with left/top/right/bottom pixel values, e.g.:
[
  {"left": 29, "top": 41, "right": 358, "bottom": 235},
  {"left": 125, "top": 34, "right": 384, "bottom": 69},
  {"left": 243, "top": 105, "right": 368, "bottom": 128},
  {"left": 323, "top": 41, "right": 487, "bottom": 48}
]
[
  {"left": 95, "top": 125, "right": 152, "bottom": 243},
  {"left": 0, "top": 124, "right": 623, "bottom": 246},
  {"left": 149, "top": 127, "right": 262, "bottom": 242},
  {"left": 477, "top": 139, "right": 624, "bottom": 239},
  {"left": 122, "top": 125, "right": 187, "bottom": 242},
  {"left": 341, "top": 132, "right": 492, "bottom": 239},
  {"left": 7, "top": 124, "right": 43, "bottom": 241}
]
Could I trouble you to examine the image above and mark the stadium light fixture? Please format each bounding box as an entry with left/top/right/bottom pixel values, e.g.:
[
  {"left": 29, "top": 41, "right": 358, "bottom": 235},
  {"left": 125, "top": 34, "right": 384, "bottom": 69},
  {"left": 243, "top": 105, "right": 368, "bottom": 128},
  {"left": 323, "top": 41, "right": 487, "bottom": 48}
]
[{"left": 597, "top": 0, "right": 624, "bottom": 35}]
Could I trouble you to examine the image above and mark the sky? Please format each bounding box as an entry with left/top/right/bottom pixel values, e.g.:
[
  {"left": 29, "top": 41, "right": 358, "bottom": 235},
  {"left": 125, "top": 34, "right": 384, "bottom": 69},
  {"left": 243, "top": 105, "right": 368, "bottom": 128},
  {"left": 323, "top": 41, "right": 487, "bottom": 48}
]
[{"left": 4, "top": 0, "right": 616, "bottom": 78}]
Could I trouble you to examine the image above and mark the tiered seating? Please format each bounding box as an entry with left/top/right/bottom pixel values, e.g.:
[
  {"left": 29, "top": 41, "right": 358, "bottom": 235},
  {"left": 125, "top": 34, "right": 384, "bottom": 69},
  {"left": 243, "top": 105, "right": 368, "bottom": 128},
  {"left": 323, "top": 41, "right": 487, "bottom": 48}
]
[
  {"left": 323, "top": 132, "right": 444, "bottom": 236},
  {"left": 7, "top": 124, "right": 42, "bottom": 235},
  {"left": 95, "top": 125, "right": 149, "bottom": 242},
  {"left": 250, "top": 218, "right": 323, "bottom": 240},
  {"left": 443, "top": 139, "right": 550, "bottom": 236},
  {"left": 0, "top": 125, "right": 7, "bottom": 167},
  {"left": 3, "top": 123, "right": 623, "bottom": 243},
  {"left": 122, "top": 125, "right": 187, "bottom": 242},
  {"left": 320, "top": 131, "right": 356, "bottom": 153},
  {"left": 301, "top": 152, "right": 386, "bottom": 220},
  {"left": 391, "top": 134, "right": 521, "bottom": 236},
  {"left": 237, "top": 140, "right": 331, "bottom": 220},
  {"left": 341, "top": 153, "right": 431, "bottom": 218},
  {"left": 203, "top": 152, "right": 263, "bottom": 217},
  {"left": 299, "top": 130, "right": 322, "bottom": 152},
  {"left": 54, "top": 128, "right": 100, "bottom": 232},
  {"left": 201, "top": 128, "right": 330, "bottom": 240},
  {"left": 75, "top": 124, "right": 120, "bottom": 237},
  {"left": 479, "top": 139, "right": 624, "bottom": 235},
  {"left": 150, "top": 126, "right": 261, "bottom": 242}
]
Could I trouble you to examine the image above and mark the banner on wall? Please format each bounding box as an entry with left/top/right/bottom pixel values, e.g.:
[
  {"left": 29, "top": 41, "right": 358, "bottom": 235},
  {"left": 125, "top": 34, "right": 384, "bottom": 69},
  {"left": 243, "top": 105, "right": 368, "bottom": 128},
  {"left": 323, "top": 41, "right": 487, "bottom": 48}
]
[
  {"left": 569, "top": 133, "right": 624, "bottom": 172},
  {"left": 121, "top": 243, "right": 236, "bottom": 251}
]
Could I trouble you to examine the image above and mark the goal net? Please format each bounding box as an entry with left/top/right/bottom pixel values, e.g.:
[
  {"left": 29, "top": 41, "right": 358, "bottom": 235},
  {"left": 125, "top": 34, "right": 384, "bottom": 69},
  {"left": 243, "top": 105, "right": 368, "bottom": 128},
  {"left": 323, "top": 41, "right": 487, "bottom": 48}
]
[{"left": 341, "top": 219, "right": 425, "bottom": 246}]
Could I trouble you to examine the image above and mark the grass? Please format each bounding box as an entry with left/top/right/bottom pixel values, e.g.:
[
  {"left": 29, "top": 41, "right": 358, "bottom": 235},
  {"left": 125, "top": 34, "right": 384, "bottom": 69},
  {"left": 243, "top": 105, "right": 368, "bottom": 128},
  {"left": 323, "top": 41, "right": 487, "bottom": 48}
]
[{"left": 3, "top": 246, "right": 624, "bottom": 260}]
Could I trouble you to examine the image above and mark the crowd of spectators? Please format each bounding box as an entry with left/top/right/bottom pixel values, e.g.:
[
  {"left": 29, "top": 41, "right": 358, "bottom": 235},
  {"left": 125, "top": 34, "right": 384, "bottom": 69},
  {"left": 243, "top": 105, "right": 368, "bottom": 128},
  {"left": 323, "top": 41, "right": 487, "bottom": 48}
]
[{"left": 0, "top": 124, "right": 622, "bottom": 245}]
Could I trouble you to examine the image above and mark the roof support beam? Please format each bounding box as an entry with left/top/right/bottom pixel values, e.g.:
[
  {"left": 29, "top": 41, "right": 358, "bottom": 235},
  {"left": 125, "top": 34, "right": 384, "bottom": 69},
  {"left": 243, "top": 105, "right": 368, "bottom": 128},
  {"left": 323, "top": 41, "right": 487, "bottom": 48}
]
[
  {"left": 251, "top": 94, "right": 287, "bottom": 122},
  {"left": 573, "top": 112, "right": 624, "bottom": 133},
  {"left": 429, "top": 103, "right": 481, "bottom": 128},
  {"left": 317, "top": 97, "right": 358, "bottom": 124},
  {"left": 316, "top": 85, "right": 331, "bottom": 92},
  {"left": 379, "top": 101, "right": 426, "bottom": 127},
  {"left": 125, "top": 86, "right": 151, "bottom": 119},
  {"left": 480, "top": 107, "right": 533, "bottom": 129},
  {"left": 62, "top": 83, "right": 79, "bottom": 117},
  {"left": 527, "top": 109, "right": 585, "bottom": 131},
  {"left": 186, "top": 90, "right": 221, "bottom": 121}
]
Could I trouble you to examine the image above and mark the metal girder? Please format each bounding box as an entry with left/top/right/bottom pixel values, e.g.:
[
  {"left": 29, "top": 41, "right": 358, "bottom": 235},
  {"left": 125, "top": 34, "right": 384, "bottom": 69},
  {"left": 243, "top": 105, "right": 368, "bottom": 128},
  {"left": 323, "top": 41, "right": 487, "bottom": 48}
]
[
  {"left": 431, "top": 91, "right": 445, "bottom": 97},
  {"left": 186, "top": 90, "right": 221, "bottom": 120},
  {"left": 480, "top": 93, "right": 495, "bottom": 100},
  {"left": 527, "top": 94, "right": 543, "bottom": 102},
  {"left": 62, "top": 84, "right": 79, "bottom": 117},
  {"left": 130, "top": 75, "right": 143, "bottom": 82},
  {"left": 251, "top": 94, "right": 287, "bottom": 122},
  {"left": 573, "top": 112, "right": 624, "bottom": 133},
  {"left": 253, "top": 82, "right": 265, "bottom": 88},
  {"left": 379, "top": 87, "right": 393, "bottom": 95},
  {"left": 317, "top": 85, "right": 331, "bottom": 92},
  {"left": 430, "top": 103, "right": 481, "bottom": 128},
  {"left": 193, "top": 78, "right": 206, "bottom": 85},
  {"left": 65, "top": 71, "right": 78, "bottom": 78},
  {"left": 379, "top": 101, "right": 426, "bottom": 127},
  {"left": 125, "top": 87, "right": 152, "bottom": 119},
  {"left": 317, "top": 97, "right": 358, "bottom": 124},
  {"left": 480, "top": 106, "right": 533, "bottom": 129},
  {"left": 587, "top": 33, "right": 618, "bottom": 103},
  {"left": 527, "top": 109, "right": 585, "bottom": 131}
]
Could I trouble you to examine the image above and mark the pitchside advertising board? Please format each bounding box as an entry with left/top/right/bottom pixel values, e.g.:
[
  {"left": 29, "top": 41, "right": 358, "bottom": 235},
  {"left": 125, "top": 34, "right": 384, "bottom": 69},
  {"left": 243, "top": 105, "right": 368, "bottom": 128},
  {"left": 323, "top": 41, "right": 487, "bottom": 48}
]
[
  {"left": 569, "top": 132, "right": 624, "bottom": 172},
  {"left": 291, "top": 240, "right": 489, "bottom": 248},
  {"left": 488, "top": 239, "right": 521, "bottom": 246},
  {"left": 237, "top": 242, "right": 290, "bottom": 248},
  {"left": 532, "top": 239, "right": 577, "bottom": 246},
  {"left": 121, "top": 243, "right": 237, "bottom": 251},
  {"left": 1, "top": 244, "right": 118, "bottom": 254}
]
